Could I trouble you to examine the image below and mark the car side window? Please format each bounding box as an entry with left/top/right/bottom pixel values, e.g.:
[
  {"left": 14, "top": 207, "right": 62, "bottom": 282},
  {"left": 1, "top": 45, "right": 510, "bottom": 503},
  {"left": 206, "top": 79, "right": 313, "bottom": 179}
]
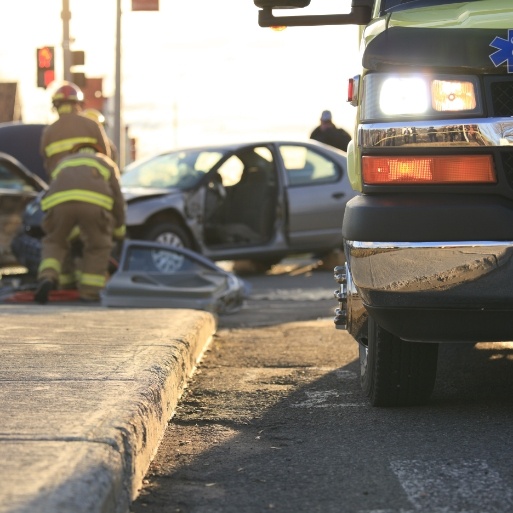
[
  {"left": 279, "top": 145, "right": 340, "bottom": 187},
  {"left": 0, "top": 163, "right": 35, "bottom": 191},
  {"left": 217, "top": 156, "right": 244, "bottom": 186}
]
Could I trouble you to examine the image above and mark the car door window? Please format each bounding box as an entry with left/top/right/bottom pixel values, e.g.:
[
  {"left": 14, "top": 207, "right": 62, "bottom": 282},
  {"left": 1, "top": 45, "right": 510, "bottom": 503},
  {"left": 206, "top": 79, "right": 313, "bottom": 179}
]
[
  {"left": 204, "top": 146, "right": 278, "bottom": 247},
  {"left": 217, "top": 155, "right": 244, "bottom": 186},
  {"left": 279, "top": 145, "right": 340, "bottom": 186},
  {"left": 0, "top": 163, "right": 35, "bottom": 191}
]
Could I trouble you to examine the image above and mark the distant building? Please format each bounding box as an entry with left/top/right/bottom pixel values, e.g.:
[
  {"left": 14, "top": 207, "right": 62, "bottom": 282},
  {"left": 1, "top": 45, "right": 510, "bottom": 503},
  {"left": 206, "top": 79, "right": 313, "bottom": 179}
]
[
  {"left": 0, "top": 83, "right": 22, "bottom": 122},
  {"left": 82, "top": 77, "right": 105, "bottom": 113}
]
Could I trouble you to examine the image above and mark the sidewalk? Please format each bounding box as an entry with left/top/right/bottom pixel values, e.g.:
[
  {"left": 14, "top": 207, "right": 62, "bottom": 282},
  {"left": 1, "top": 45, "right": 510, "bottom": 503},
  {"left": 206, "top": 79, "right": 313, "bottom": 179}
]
[{"left": 0, "top": 305, "right": 216, "bottom": 513}]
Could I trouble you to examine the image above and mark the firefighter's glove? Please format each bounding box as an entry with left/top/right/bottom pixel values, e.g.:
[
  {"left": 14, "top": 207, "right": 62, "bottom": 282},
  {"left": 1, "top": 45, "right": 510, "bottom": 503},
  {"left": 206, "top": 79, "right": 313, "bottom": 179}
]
[{"left": 113, "top": 224, "right": 126, "bottom": 241}]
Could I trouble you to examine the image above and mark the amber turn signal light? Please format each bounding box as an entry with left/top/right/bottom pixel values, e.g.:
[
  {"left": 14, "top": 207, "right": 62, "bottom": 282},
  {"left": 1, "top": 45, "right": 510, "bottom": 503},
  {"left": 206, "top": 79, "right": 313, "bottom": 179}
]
[{"left": 362, "top": 155, "right": 496, "bottom": 184}]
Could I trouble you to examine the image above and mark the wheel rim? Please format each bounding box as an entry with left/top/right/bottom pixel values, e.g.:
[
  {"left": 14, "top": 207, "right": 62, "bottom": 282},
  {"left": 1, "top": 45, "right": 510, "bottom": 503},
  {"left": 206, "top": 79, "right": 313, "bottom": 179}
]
[
  {"left": 152, "top": 231, "right": 186, "bottom": 272},
  {"left": 156, "top": 231, "right": 184, "bottom": 247},
  {"left": 151, "top": 249, "right": 185, "bottom": 273}
]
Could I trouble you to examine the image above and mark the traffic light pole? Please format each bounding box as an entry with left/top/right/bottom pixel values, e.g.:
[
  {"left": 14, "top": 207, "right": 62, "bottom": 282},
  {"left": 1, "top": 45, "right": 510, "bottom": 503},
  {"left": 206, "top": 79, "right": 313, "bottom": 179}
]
[
  {"left": 62, "top": 0, "right": 72, "bottom": 82},
  {"left": 114, "top": 0, "right": 124, "bottom": 169},
  {"left": 59, "top": 0, "right": 123, "bottom": 167}
]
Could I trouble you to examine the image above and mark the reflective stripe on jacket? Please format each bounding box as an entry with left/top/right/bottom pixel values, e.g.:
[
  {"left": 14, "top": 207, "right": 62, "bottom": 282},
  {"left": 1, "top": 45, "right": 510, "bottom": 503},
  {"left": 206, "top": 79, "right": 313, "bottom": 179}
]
[
  {"left": 40, "top": 112, "right": 111, "bottom": 175},
  {"left": 41, "top": 153, "right": 126, "bottom": 231},
  {"left": 45, "top": 136, "right": 100, "bottom": 158},
  {"left": 41, "top": 189, "right": 114, "bottom": 211}
]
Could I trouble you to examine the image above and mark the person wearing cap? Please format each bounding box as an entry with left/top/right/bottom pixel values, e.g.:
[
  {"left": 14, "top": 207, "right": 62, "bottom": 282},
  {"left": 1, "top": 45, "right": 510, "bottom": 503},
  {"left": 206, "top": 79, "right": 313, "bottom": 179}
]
[
  {"left": 40, "top": 81, "right": 111, "bottom": 177},
  {"left": 34, "top": 143, "right": 126, "bottom": 304},
  {"left": 310, "top": 110, "right": 352, "bottom": 152}
]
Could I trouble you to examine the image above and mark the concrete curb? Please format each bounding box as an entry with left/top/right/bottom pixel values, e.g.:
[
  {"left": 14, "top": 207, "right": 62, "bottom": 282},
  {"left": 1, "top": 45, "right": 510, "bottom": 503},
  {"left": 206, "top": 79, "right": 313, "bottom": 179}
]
[{"left": 0, "top": 306, "right": 217, "bottom": 513}]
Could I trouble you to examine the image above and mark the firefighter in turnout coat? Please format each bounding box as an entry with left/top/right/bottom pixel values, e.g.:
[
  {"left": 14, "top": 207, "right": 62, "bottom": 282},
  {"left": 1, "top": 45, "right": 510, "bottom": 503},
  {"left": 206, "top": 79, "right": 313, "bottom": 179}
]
[
  {"left": 38, "top": 81, "right": 114, "bottom": 293},
  {"left": 40, "top": 82, "right": 111, "bottom": 176},
  {"left": 35, "top": 144, "right": 126, "bottom": 304}
]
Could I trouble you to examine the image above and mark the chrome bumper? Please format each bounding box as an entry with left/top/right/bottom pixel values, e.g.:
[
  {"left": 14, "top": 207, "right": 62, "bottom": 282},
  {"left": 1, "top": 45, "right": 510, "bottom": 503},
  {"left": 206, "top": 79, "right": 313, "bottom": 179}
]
[
  {"left": 359, "top": 118, "right": 513, "bottom": 149},
  {"left": 335, "top": 240, "right": 513, "bottom": 342}
]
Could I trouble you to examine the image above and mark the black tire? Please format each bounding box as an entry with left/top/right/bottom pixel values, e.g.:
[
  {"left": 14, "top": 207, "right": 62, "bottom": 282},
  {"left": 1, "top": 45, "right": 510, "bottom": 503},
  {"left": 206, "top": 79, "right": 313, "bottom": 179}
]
[
  {"left": 145, "top": 222, "right": 192, "bottom": 249},
  {"left": 360, "top": 317, "right": 438, "bottom": 407}
]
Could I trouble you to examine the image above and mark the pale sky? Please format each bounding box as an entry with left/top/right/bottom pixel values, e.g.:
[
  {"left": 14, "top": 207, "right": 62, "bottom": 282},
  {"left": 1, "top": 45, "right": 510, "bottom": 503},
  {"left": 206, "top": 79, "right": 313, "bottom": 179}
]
[{"left": 0, "top": 0, "right": 360, "bottom": 160}]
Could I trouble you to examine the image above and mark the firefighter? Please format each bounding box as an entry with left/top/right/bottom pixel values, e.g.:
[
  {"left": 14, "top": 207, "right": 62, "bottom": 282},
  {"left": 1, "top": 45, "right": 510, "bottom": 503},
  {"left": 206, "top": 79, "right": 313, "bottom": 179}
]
[
  {"left": 34, "top": 143, "right": 126, "bottom": 304},
  {"left": 81, "top": 108, "right": 119, "bottom": 165},
  {"left": 40, "top": 82, "right": 111, "bottom": 176},
  {"left": 39, "top": 83, "right": 113, "bottom": 290}
]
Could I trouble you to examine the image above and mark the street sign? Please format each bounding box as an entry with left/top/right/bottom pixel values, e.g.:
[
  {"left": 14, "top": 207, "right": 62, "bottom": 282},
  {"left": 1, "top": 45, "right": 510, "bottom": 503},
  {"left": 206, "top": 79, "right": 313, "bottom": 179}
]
[{"left": 132, "top": 0, "right": 159, "bottom": 10}]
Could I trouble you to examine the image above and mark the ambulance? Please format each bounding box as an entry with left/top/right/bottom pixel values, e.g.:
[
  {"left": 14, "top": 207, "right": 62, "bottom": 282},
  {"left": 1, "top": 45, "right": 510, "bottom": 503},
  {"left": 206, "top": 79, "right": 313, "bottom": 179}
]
[{"left": 253, "top": 0, "right": 513, "bottom": 406}]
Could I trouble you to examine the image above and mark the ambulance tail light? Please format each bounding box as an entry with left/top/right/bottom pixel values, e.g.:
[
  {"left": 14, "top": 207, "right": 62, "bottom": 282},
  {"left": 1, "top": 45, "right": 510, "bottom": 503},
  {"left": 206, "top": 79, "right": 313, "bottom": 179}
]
[
  {"left": 362, "top": 155, "right": 496, "bottom": 184},
  {"left": 348, "top": 75, "right": 359, "bottom": 106}
]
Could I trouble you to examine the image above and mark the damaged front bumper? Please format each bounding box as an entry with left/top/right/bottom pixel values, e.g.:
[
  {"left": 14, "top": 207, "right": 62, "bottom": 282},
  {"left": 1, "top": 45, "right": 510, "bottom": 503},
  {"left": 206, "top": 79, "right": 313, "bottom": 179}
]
[{"left": 335, "top": 240, "right": 513, "bottom": 343}]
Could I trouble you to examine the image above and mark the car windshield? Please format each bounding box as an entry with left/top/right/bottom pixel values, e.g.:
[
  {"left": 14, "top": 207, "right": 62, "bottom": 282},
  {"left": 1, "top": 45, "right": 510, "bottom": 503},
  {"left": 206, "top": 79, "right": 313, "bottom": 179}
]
[{"left": 121, "top": 149, "right": 224, "bottom": 190}]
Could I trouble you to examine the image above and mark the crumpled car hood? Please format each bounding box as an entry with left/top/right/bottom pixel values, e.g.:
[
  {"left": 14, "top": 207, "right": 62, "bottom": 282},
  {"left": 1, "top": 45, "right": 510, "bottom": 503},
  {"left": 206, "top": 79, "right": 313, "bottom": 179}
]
[{"left": 122, "top": 187, "right": 181, "bottom": 202}]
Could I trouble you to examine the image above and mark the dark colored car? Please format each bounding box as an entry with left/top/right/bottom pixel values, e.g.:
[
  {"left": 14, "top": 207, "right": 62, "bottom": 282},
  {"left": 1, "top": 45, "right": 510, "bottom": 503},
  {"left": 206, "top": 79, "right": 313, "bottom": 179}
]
[
  {"left": 0, "top": 151, "right": 47, "bottom": 268},
  {"left": 0, "top": 122, "right": 47, "bottom": 183}
]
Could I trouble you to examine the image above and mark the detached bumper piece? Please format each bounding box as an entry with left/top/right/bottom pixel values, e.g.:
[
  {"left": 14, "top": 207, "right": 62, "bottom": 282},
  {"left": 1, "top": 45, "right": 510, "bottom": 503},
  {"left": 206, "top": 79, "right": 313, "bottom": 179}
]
[{"left": 102, "top": 240, "right": 248, "bottom": 314}]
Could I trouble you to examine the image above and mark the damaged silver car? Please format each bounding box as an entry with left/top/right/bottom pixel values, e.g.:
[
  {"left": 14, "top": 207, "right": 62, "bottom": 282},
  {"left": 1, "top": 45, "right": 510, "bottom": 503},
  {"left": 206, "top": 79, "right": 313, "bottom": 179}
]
[
  {"left": 18, "top": 139, "right": 354, "bottom": 273},
  {"left": 121, "top": 140, "right": 355, "bottom": 270}
]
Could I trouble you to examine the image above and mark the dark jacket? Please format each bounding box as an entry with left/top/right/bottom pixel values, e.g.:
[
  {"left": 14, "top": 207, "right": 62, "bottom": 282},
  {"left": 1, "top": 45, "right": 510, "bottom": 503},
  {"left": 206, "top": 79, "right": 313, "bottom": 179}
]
[{"left": 310, "top": 123, "right": 351, "bottom": 152}]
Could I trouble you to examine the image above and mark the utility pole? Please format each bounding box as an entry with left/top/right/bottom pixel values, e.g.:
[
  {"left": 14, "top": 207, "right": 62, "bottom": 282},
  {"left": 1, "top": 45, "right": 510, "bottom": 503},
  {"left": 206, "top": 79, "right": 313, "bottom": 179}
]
[
  {"left": 114, "top": 0, "right": 124, "bottom": 168},
  {"left": 62, "top": 0, "right": 72, "bottom": 81},
  {"left": 60, "top": 0, "right": 123, "bottom": 166}
]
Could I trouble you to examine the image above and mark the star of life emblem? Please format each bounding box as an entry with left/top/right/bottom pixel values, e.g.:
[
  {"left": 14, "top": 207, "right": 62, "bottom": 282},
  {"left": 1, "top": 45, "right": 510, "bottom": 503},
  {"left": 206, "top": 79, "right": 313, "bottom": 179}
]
[{"left": 490, "top": 29, "right": 513, "bottom": 73}]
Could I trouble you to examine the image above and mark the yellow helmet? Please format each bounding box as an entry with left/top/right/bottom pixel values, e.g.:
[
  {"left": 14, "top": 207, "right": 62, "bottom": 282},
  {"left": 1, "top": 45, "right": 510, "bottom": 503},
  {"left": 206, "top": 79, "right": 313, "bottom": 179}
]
[{"left": 82, "top": 108, "right": 105, "bottom": 125}]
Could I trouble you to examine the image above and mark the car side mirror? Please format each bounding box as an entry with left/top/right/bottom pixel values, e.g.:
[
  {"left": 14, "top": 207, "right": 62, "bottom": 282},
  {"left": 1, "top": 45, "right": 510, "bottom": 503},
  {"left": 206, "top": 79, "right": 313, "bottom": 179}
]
[{"left": 255, "top": 0, "right": 373, "bottom": 27}]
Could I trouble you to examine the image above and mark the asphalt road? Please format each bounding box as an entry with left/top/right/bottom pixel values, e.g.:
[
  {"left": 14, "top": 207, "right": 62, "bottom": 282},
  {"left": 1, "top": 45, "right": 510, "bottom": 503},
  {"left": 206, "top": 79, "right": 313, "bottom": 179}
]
[{"left": 129, "top": 259, "right": 513, "bottom": 513}]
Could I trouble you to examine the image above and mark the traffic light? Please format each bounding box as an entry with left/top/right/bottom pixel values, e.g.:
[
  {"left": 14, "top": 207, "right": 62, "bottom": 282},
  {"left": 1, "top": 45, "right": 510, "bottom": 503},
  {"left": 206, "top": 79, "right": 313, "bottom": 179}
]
[
  {"left": 72, "top": 51, "right": 85, "bottom": 66},
  {"left": 37, "top": 47, "right": 55, "bottom": 89},
  {"left": 71, "top": 50, "right": 86, "bottom": 86},
  {"left": 72, "top": 72, "right": 86, "bottom": 87}
]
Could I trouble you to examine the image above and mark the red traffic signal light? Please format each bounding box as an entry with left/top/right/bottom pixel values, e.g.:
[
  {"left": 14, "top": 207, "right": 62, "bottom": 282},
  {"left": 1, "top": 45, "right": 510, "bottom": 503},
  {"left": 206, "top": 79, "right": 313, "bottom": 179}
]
[{"left": 37, "top": 47, "right": 55, "bottom": 89}]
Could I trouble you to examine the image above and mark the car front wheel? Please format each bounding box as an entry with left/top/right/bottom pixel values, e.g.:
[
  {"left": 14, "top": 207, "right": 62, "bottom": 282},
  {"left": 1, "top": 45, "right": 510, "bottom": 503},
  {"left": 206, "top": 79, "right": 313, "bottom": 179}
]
[
  {"left": 143, "top": 222, "right": 193, "bottom": 273},
  {"left": 145, "top": 222, "right": 192, "bottom": 249},
  {"left": 360, "top": 317, "right": 438, "bottom": 407}
]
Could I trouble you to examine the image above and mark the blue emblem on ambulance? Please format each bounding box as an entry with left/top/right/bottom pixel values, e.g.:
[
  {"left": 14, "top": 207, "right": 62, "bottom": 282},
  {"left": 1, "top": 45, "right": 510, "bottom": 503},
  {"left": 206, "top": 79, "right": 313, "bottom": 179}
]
[{"left": 490, "top": 30, "right": 513, "bottom": 73}]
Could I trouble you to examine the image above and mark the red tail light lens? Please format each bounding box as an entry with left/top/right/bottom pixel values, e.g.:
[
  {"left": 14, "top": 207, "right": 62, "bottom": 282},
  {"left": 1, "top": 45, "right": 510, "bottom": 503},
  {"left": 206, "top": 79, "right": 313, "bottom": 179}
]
[{"left": 347, "top": 78, "right": 354, "bottom": 103}]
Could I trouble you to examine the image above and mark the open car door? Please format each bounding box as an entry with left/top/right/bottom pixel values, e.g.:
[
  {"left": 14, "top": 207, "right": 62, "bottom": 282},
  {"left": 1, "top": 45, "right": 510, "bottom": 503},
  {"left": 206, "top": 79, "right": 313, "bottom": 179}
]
[{"left": 102, "top": 240, "right": 248, "bottom": 314}]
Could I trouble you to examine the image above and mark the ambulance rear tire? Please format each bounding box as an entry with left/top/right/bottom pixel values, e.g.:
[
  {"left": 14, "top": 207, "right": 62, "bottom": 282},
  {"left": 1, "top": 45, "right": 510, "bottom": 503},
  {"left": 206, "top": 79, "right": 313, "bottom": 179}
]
[{"left": 360, "top": 317, "right": 438, "bottom": 407}]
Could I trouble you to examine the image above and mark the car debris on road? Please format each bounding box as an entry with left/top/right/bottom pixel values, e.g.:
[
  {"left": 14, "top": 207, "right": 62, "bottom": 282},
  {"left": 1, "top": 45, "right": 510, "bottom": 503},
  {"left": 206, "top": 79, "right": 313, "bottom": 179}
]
[{"left": 1, "top": 240, "right": 249, "bottom": 315}]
